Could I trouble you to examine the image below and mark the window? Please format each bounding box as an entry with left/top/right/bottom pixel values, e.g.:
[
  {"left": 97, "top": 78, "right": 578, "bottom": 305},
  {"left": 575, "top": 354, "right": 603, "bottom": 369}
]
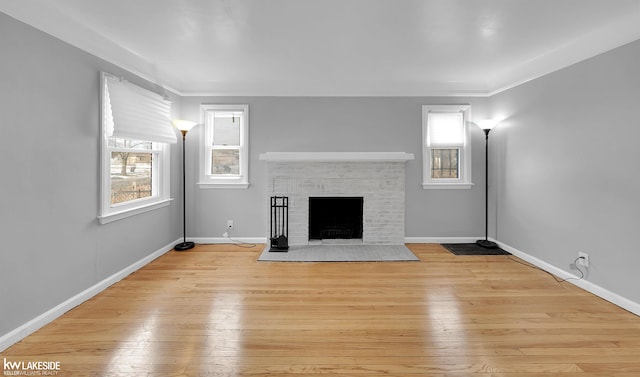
[
  {"left": 199, "top": 104, "right": 249, "bottom": 189},
  {"left": 99, "top": 72, "right": 175, "bottom": 224},
  {"left": 422, "top": 105, "right": 473, "bottom": 189},
  {"left": 108, "top": 138, "right": 154, "bottom": 205}
]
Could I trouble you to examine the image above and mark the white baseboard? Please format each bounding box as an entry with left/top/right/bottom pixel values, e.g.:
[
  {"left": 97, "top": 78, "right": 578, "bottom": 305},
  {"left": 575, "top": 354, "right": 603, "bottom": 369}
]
[
  {"left": 497, "top": 240, "right": 640, "bottom": 317},
  {"left": 404, "top": 236, "right": 481, "bottom": 244},
  {"left": 0, "top": 238, "right": 180, "bottom": 352},
  {"left": 190, "top": 237, "right": 267, "bottom": 245}
]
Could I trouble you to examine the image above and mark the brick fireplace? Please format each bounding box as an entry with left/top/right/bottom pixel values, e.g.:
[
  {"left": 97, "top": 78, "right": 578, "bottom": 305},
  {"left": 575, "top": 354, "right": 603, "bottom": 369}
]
[{"left": 259, "top": 152, "right": 414, "bottom": 245}]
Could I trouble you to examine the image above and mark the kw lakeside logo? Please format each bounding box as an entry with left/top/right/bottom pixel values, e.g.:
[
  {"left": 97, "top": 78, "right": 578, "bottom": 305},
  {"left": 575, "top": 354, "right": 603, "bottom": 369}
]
[{"left": 3, "top": 358, "right": 61, "bottom": 376}]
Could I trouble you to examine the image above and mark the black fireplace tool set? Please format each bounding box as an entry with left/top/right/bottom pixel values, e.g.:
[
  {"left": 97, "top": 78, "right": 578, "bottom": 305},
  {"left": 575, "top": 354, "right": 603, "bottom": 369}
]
[{"left": 270, "top": 196, "right": 289, "bottom": 251}]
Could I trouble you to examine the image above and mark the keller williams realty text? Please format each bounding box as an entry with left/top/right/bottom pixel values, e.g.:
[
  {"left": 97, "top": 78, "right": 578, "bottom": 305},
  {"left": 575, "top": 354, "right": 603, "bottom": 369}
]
[{"left": 3, "top": 359, "right": 61, "bottom": 375}]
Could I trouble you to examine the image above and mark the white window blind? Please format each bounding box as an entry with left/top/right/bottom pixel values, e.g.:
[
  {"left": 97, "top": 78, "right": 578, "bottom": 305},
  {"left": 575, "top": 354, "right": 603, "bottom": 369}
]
[
  {"left": 104, "top": 74, "right": 177, "bottom": 144},
  {"left": 427, "top": 112, "right": 464, "bottom": 147}
]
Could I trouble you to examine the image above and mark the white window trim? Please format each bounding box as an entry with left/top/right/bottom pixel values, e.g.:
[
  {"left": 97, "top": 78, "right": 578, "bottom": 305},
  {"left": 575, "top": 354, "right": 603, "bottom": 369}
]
[
  {"left": 422, "top": 105, "right": 474, "bottom": 190},
  {"left": 98, "top": 199, "right": 173, "bottom": 224},
  {"left": 98, "top": 72, "right": 173, "bottom": 224},
  {"left": 198, "top": 104, "right": 250, "bottom": 189}
]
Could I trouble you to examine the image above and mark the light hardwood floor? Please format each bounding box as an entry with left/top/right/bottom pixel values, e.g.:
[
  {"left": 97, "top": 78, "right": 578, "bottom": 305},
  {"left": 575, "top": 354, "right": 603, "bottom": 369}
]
[{"left": 3, "top": 243, "right": 640, "bottom": 376}]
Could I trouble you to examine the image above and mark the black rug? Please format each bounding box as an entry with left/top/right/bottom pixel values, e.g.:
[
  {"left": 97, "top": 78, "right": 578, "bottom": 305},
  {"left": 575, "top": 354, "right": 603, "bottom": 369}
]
[{"left": 442, "top": 243, "right": 511, "bottom": 256}]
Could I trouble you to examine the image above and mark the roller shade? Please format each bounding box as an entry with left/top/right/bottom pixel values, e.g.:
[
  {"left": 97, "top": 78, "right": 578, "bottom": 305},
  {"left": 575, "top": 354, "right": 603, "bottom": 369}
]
[
  {"left": 104, "top": 74, "right": 177, "bottom": 144},
  {"left": 427, "top": 112, "right": 464, "bottom": 147}
]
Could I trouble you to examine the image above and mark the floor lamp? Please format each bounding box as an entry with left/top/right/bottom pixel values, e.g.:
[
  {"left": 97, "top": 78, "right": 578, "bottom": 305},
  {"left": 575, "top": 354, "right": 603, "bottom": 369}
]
[
  {"left": 173, "top": 119, "right": 197, "bottom": 251},
  {"left": 476, "top": 119, "right": 500, "bottom": 249}
]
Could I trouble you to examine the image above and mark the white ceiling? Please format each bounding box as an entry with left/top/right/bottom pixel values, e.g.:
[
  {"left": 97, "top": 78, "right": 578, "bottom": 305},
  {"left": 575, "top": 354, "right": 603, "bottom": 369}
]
[{"left": 2, "top": 0, "right": 640, "bottom": 96}]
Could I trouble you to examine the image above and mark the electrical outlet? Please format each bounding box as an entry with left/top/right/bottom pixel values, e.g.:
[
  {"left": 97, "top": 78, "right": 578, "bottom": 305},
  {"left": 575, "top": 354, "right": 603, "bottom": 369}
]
[
  {"left": 227, "top": 220, "right": 234, "bottom": 230},
  {"left": 577, "top": 252, "right": 590, "bottom": 268}
]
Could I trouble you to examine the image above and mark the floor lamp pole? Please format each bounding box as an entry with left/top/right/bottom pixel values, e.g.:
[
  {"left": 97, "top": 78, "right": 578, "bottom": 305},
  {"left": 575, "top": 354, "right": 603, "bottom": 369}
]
[
  {"left": 174, "top": 127, "right": 195, "bottom": 251},
  {"left": 477, "top": 128, "right": 498, "bottom": 249}
]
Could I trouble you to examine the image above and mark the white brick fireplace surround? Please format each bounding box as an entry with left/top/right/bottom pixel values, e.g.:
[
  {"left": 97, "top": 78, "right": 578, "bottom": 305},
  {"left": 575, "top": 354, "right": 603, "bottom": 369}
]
[{"left": 259, "top": 152, "right": 415, "bottom": 245}]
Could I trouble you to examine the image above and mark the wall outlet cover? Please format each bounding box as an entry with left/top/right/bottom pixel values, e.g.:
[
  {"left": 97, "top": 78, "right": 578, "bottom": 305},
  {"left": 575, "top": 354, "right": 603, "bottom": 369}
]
[{"left": 578, "top": 252, "right": 590, "bottom": 267}]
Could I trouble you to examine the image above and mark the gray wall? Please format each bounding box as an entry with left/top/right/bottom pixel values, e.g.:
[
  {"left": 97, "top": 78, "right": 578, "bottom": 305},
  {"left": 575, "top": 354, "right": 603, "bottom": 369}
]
[
  {"left": 489, "top": 39, "right": 640, "bottom": 303},
  {"left": 0, "top": 13, "right": 182, "bottom": 337},
  {"left": 179, "top": 96, "right": 490, "bottom": 240}
]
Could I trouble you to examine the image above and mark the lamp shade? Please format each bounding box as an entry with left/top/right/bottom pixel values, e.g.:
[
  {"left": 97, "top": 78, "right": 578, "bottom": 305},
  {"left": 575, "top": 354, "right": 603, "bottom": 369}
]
[
  {"left": 476, "top": 119, "right": 500, "bottom": 130},
  {"left": 172, "top": 119, "right": 198, "bottom": 132}
]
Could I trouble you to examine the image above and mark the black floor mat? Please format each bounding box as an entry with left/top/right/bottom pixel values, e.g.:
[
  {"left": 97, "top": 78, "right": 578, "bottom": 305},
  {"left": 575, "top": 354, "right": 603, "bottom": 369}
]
[{"left": 442, "top": 243, "right": 511, "bottom": 256}]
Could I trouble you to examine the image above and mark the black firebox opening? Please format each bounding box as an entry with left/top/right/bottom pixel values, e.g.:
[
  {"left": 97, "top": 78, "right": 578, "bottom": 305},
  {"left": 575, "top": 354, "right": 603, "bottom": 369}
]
[{"left": 309, "top": 197, "right": 363, "bottom": 240}]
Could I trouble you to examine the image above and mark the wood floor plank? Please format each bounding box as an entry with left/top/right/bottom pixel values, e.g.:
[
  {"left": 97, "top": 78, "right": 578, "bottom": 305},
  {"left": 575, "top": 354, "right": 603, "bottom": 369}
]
[{"left": 2, "top": 243, "right": 639, "bottom": 376}]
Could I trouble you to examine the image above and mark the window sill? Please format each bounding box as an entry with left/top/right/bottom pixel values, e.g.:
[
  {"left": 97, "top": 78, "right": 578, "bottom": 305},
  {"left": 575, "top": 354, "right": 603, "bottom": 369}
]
[
  {"left": 197, "top": 182, "right": 250, "bottom": 190},
  {"left": 98, "top": 198, "right": 173, "bottom": 224},
  {"left": 422, "top": 183, "right": 474, "bottom": 190}
]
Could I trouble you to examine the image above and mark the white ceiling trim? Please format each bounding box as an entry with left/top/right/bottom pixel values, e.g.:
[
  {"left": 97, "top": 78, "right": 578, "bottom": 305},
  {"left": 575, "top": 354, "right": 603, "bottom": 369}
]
[
  {"left": 2, "top": 1, "right": 640, "bottom": 97},
  {"left": 488, "top": 10, "right": 640, "bottom": 96},
  {"left": 0, "top": 1, "right": 184, "bottom": 95}
]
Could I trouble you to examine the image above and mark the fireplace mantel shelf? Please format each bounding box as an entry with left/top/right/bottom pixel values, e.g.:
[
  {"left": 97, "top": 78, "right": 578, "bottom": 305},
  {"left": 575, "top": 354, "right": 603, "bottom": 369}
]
[{"left": 259, "top": 152, "right": 414, "bottom": 162}]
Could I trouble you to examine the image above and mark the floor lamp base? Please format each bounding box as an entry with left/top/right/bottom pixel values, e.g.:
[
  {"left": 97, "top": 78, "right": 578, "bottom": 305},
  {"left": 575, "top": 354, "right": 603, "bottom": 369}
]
[
  {"left": 476, "top": 239, "right": 498, "bottom": 249},
  {"left": 174, "top": 241, "right": 195, "bottom": 251}
]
